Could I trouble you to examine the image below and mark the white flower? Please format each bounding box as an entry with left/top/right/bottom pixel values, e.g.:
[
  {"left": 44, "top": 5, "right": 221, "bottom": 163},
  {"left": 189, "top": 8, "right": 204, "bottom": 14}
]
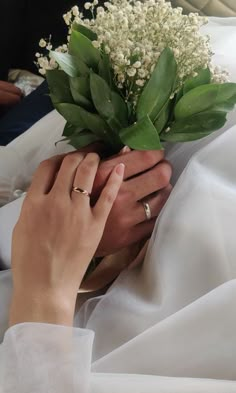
[
  {"left": 39, "top": 39, "right": 47, "bottom": 48},
  {"left": 39, "top": 68, "right": 46, "bottom": 75},
  {"left": 136, "top": 79, "right": 145, "bottom": 86},
  {"left": 84, "top": 2, "right": 92, "bottom": 10},
  {"left": 72, "top": 6, "right": 80, "bottom": 17},
  {"left": 36, "top": 0, "right": 227, "bottom": 103},
  {"left": 92, "top": 40, "right": 100, "bottom": 48},
  {"left": 127, "top": 68, "right": 136, "bottom": 77},
  {"left": 133, "top": 61, "right": 142, "bottom": 69}
]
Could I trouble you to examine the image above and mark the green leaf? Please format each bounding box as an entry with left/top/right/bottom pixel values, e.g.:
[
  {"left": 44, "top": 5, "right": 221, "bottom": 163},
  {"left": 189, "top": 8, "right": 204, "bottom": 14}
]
[
  {"left": 98, "top": 54, "right": 113, "bottom": 87},
  {"left": 72, "top": 22, "right": 97, "bottom": 41},
  {"left": 70, "top": 76, "right": 91, "bottom": 99},
  {"left": 175, "top": 83, "right": 236, "bottom": 119},
  {"left": 175, "top": 86, "right": 184, "bottom": 104},
  {"left": 120, "top": 115, "right": 163, "bottom": 150},
  {"left": 90, "top": 72, "right": 114, "bottom": 119},
  {"left": 69, "top": 30, "right": 100, "bottom": 69},
  {"left": 55, "top": 102, "right": 110, "bottom": 141},
  {"left": 69, "top": 76, "right": 92, "bottom": 109},
  {"left": 65, "top": 131, "right": 99, "bottom": 149},
  {"left": 111, "top": 91, "right": 128, "bottom": 128},
  {"left": 183, "top": 68, "right": 211, "bottom": 95},
  {"left": 161, "top": 110, "right": 227, "bottom": 142},
  {"left": 74, "top": 58, "right": 90, "bottom": 76},
  {"left": 55, "top": 103, "right": 87, "bottom": 127},
  {"left": 46, "top": 69, "right": 73, "bottom": 104},
  {"left": 63, "top": 122, "right": 84, "bottom": 137},
  {"left": 161, "top": 130, "right": 213, "bottom": 142},
  {"left": 154, "top": 100, "right": 171, "bottom": 134},
  {"left": 137, "top": 47, "right": 177, "bottom": 122},
  {"left": 90, "top": 73, "right": 128, "bottom": 132},
  {"left": 212, "top": 83, "right": 236, "bottom": 111},
  {"left": 49, "top": 52, "right": 78, "bottom": 77}
]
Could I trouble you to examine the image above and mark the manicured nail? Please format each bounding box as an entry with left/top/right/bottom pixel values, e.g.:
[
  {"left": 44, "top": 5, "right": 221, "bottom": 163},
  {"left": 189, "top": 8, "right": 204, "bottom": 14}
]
[
  {"left": 116, "top": 163, "right": 125, "bottom": 176},
  {"left": 121, "top": 146, "right": 130, "bottom": 154}
]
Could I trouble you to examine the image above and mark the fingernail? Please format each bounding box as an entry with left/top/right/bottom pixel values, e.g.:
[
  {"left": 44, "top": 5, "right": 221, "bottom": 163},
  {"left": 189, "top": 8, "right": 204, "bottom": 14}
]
[
  {"left": 121, "top": 146, "right": 130, "bottom": 154},
  {"left": 116, "top": 163, "right": 125, "bottom": 176}
]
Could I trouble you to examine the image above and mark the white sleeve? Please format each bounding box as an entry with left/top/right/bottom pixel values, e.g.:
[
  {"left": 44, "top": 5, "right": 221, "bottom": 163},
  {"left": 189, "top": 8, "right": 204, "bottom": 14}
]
[{"left": 0, "top": 323, "right": 94, "bottom": 393}]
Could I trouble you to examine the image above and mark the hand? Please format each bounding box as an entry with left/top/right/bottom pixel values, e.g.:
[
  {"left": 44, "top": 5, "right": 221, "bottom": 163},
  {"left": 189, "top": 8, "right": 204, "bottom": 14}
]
[
  {"left": 9, "top": 153, "right": 124, "bottom": 327},
  {"left": 92, "top": 149, "right": 172, "bottom": 256},
  {"left": 0, "top": 81, "right": 22, "bottom": 107}
]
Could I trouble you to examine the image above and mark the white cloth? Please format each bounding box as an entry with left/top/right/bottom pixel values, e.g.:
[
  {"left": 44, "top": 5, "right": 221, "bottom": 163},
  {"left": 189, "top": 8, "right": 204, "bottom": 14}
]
[{"left": 1, "top": 17, "right": 236, "bottom": 392}]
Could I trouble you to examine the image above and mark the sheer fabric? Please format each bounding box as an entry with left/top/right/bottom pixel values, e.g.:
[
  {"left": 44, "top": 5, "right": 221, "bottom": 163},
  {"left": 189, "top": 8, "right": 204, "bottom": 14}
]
[{"left": 0, "top": 18, "right": 236, "bottom": 392}]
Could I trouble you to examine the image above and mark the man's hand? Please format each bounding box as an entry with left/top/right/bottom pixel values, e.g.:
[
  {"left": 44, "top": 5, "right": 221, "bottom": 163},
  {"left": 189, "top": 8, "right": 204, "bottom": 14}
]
[
  {"left": 92, "top": 149, "right": 172, "bottom": 256},
  {"left": 0, "top": 81, "right": 22, "bottom": 108}
]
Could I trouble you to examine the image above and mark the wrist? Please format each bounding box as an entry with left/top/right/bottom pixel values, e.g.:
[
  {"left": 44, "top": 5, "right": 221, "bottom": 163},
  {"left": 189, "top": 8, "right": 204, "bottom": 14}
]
[{"left": 9, "top": 291, "right": 76, "bottom": 327}]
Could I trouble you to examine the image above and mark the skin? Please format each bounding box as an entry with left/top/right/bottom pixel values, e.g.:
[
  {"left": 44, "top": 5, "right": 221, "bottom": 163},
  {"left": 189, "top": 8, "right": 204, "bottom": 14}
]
[
  {"left": 0, "top": 81, "right": 22, "bottom": 107},
  {"left": 9, "top": 149, "right": 172, "bottom": 327},
  {"left": 9, "top": 152, "right": 124, "bottom": 327},
  {"left": 92, "top": 148, "right": 172, "bottom": 256}
]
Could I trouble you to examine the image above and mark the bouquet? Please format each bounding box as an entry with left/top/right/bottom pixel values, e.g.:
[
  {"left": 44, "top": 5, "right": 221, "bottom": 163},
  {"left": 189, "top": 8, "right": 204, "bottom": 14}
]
[
  {"left": 36, "top": 0, "right": 236, "bottom": 155},
  {"left": 36, "top": 0, "right": 236, "bottom": 290}
]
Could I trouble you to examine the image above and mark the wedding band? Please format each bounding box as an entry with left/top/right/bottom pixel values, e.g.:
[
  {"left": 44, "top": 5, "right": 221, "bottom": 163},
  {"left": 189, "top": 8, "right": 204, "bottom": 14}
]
[
  {"left": 72, "top": 187, "right": 91, "bottom": 197},
  {"left": 142, "top": 202, "right": 152, "bottom": 221}
]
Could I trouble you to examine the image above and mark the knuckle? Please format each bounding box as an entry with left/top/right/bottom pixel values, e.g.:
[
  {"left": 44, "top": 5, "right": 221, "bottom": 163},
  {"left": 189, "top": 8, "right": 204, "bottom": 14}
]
[
  {"left": 156, "top": 161, "right": 172, "bottom": 187},
  {"left": 63, "top": 154, "right": 79, "bottom": 168},
  {"left": 80, "top": 161, "right": 93, "bottom": 177},
  {"left": 80, "top": 153, "right": 100, "bottom": 176},
  {"left": 141, "top": 150, "right": 164, "bottom": 168},
  {"left": 86, "top": 152, "right": 100, "bottom": 163}
]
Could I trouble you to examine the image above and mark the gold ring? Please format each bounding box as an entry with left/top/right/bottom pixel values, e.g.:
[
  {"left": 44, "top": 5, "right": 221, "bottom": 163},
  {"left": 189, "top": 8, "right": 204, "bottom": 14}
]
[
  {"left": 142, "top": 201, "right": 152, "bottom": 220},
  {"left": 72, "top": 187, "right": 91, "bottom": 197}
]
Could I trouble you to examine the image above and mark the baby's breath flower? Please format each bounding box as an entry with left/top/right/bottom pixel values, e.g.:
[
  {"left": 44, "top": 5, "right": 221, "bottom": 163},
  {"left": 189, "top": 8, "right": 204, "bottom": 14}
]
[
  {"left": 71, "top": 6, "right": 79, "bottom": 17},
  {"left": 84, "top": 2, "right": 92, "bottom": 10},
  {"left": 39, "top": 39, "right": 47, "bottom": 48},
  {"left": 133, "top": 61, "right": 142, "bottom": 69},
  {"left": 127, "top": 68, "right": 137, "bottom": 77},
  {"left": 92, "top": 40, "right": 100, "bottom": 49},
  {"left": 36, "top": 0, "right": 228, "bottom": 95},
  {"left": 136, "top": 79, "right": 145, "bottom": 86}
]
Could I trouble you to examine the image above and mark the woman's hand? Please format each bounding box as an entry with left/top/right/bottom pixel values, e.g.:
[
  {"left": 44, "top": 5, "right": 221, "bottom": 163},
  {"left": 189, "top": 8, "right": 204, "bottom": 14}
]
[{"left": 9, "top": 152, "right": 124, "bottom": 327}]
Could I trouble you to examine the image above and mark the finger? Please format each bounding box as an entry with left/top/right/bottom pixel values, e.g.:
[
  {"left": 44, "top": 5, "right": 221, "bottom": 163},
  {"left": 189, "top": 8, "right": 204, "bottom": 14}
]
[
  {"left": 28, "top": 155, "right": 65, "bottom": 197},
  {"left": 118, "top": 146, "right": 131, "bottom": 156},
  {"left": 72, "top": 153, "right": 100, "bottom": 202},
  {"left": 0, "top": 81, "right": 22, "bottom": 96},
  {"left": 94, "top": 163, "right": 125, "bottom": 222},
  {"left": 94, "top": 150, "right": 164, "bottom": 192},
  {"left": 0, "top": 91, "right": 21, "bottom": 106},
  {"left": 125, "top": 160, "right": 172, "bottom": 201},
  {"left": 132, "top": 218, "right": 157, "bottom": 243},
  {"left": 52, "top": 152, "right": 85, "bottom": 195},
  {"left": 133, "top": 185, "right": 172, "bottom": 224}
]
